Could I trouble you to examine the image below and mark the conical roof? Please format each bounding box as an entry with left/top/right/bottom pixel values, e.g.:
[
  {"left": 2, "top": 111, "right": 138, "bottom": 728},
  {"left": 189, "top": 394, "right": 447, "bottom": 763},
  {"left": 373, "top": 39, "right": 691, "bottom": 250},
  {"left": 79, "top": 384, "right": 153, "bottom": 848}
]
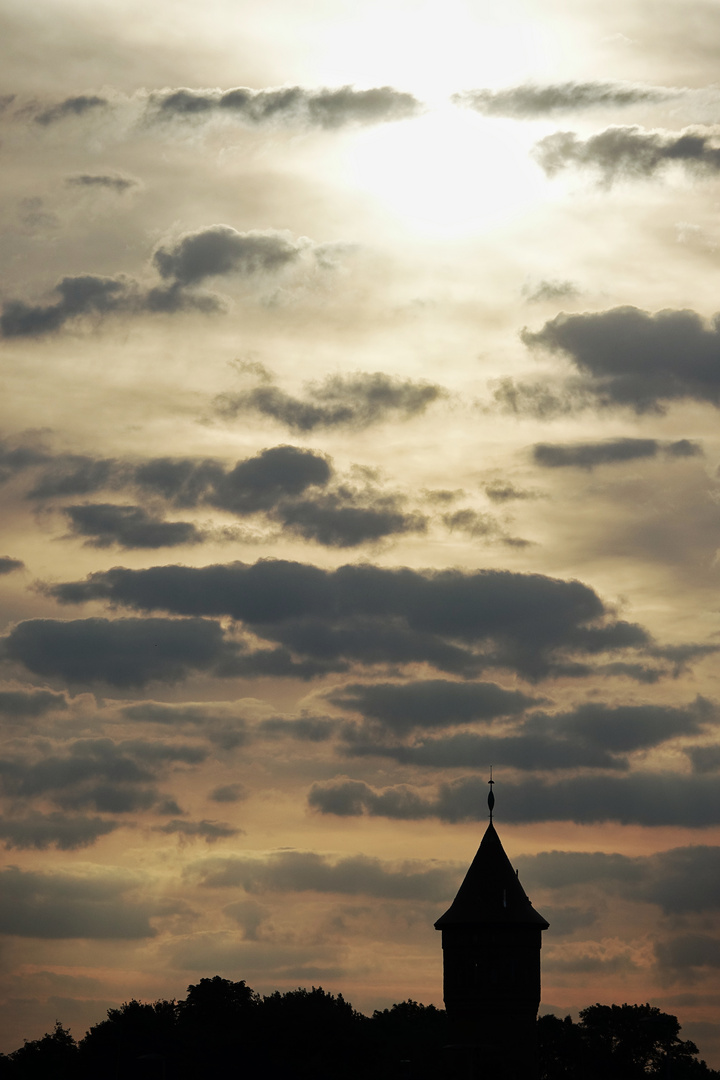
[{"left": 435, "top": 821, "right": 549, "bottom": 929}]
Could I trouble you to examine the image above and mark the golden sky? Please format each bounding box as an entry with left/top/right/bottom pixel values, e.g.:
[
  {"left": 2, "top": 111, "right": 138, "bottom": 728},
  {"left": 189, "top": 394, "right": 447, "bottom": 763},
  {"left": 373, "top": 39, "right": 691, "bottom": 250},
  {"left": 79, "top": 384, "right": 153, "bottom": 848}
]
[{"left": 3, "top": 0, "right": 720, "bottom": 1065}]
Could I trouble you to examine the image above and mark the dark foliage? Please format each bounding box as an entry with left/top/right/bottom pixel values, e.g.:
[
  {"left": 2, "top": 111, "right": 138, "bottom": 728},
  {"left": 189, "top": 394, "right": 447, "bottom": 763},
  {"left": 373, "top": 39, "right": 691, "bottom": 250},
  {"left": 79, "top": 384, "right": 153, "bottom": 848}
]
[
  {"left": 1, "top": 986, "right": 717, "bottom": 1080},
  {"left": 539, "top": 1003, "right": 720, "bottom": 1080}
]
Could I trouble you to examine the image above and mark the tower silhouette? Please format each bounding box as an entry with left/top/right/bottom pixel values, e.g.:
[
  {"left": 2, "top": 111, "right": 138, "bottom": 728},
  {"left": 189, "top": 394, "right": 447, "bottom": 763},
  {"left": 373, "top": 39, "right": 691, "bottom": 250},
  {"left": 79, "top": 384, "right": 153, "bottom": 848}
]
[{"left": 434, "top": 776, "right": 549, "bottom": 1079}]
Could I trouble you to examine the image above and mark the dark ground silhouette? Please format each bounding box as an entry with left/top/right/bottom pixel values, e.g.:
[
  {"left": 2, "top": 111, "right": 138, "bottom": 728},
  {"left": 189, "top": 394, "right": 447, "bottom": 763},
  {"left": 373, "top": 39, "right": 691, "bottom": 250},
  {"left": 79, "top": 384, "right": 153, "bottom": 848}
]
[{"left": 0, "top": 978, "right": 717, "bottom": 1079}]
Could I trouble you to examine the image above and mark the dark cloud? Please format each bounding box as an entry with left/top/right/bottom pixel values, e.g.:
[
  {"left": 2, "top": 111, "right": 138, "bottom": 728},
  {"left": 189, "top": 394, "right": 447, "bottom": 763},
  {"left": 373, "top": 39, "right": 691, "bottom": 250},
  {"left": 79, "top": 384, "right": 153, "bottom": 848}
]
[
  {"left": 0, "top": 737, "right": 205, "bottom": 813},
  {"left": 0, "top": 867, "right": 156, "bottom": 938},
  {"left": 64, "top": 503, "right": 204, "bottom": 549},
  {"left": 532, "top": 698, "right": 710, "bottom": 753},
  {"left": 1, "top": 224, "right": 320, "bottom": 338},
  {"left": 327, "top": 678, "right": 539, "bottom": 732},
  {"left": 276, "top": 493, "right": 426, "bottom": 547},
  {"left": 1, "top": 275, "right": 133, "bottom": 338},
  {"left": 205, "top": 445, "right": 331, "bottom": 514},
  {"left": 209, "top": 783, "right": 246, "bottom": 803},
  {"left": 345, "top": 730, "right": 624, "bottom": 772},
  {"left": 0, "top": 688, "right": 67, "bottom": 717},
  {"left": 441, "top": 508, "right": 529, "bottom": 547},
  {"left": 0, "top": 556, "right": 24, "bottom": 575},
  {"left": 686, "top": 745, "right": 720, "bottom": 773},
  {"left": 11, "top": 441, "right": 417, "bottom": 548},
  {"left": 45, "top": 559, "right": 652, "bottom": 681},
  {"left": 27, "top": 455, "right": 120, "bottom": 498},
  {"left": 191, "top": 849, "right": 456, "bottom": 901},
  {"left": 0, "top": 813, "right": 119, "bottom": 850},
  {"left": 65, "top": 172, "right": 140, "bottom": 192},
  {"left": 156, "top": 819, "right": 241, "bottom": 842},
  {"left": 484, "top": 481, "right": 539, "bottom": 504},
  {"left": 0, "top": 274, "right": 220, "bottom": 338},
  {"left": 0, "top": 437, "right": 50, "bottom": 481},
  {"left": 132, "top": 456, "right": 224, "bottom": 507},
  {"left": 4, "top": 617, "right": 236, "bottom": 687},
  {"left": 656, "top": 934, "right": 720, "bottom": 974},
  {"left": 308, "top": 772, "right": 720, "bottom": 827},
  {"left": 454, "top": 82, "right": 673, "bottom": 119},
  {"left": 523, "top": 279, "right": 580, "bottom": 304},
  {"left": 257, "top": 716, "right": 335, "bottom": 741},
  {"left": 533, "top": 438, "right": 702, "bottom": 468},
  {"left": 214, "top": 371, "right": 445, "bottom": 431},
  {"left": 340, "top": 697, "right": 705, "bottom": 772},
  {"left": 150, "top": 84, "right": 421, "bottom": 129},
  {"left": 33, "top": 95, "right": 109, "bottom": 126},
  {"left": 539, "top": 906, "right": 598, "bottom": 935},
  {"left": 152, "top": 225, "right": 304, "bottom": 286},
  {"left": 522, "top": 306, "right": 720, "bottom": 413},
  {"left": 534, "top": 125, "right": 720, "bottom": 185}
]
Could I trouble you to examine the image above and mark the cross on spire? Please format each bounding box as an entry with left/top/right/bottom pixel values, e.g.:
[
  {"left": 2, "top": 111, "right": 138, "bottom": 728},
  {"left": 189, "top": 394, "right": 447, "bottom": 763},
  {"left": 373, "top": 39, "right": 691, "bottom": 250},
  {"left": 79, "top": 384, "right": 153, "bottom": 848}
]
[{"left": 488, "top": 765, "right": 495, "bottom": 822}]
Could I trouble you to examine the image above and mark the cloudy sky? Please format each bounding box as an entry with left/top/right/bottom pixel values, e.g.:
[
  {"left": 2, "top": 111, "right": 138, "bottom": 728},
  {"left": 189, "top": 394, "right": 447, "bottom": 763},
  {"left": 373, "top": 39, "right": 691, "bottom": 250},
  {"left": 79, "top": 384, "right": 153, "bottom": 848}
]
[{"left": 4, "top": 0, "right": 720, "bottom": 1063}]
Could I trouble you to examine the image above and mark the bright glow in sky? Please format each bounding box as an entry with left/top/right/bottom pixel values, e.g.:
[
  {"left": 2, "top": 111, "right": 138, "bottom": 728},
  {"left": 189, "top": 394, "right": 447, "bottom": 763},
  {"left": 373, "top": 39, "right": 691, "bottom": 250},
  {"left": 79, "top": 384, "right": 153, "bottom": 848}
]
[{"left": 346, "top": 110, "right": 547, "bottom": 235}]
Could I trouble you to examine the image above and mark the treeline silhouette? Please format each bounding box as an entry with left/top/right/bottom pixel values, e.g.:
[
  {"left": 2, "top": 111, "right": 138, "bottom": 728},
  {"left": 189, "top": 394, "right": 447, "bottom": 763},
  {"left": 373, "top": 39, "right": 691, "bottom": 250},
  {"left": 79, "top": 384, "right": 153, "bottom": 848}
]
[{"left": 0, "top": 977, "right": 718, "bottom": 1080}]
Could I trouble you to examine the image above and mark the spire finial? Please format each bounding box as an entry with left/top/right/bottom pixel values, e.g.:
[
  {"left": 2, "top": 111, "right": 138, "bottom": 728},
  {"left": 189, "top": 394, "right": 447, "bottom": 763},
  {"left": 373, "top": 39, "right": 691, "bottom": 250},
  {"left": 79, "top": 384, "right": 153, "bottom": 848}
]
[{"left": 488, "top": 765, "right": 495, "bottom": 822}]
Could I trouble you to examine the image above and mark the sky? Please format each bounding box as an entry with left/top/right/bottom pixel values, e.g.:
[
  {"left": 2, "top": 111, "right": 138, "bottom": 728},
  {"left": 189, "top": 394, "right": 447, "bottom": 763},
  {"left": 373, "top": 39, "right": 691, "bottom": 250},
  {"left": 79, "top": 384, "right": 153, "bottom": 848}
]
[{"left": 3, "top": 0, "right": 720, "bottom": 1064}]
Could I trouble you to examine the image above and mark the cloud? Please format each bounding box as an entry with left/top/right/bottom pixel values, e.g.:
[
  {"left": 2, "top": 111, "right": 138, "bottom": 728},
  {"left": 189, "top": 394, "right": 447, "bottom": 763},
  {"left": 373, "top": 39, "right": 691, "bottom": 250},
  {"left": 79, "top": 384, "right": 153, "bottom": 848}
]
[
  {"left": 521, "top": 306, "right": 720, "bottom": 413},
  {"left": 441, "top": 507, "right": 529, "bottom": 547},
  {"left": 275, "top": 493, "right": 426, "bottom": 547},
  {"left": 534, "top": 125, "right": 720, "bottom": 185},
  {"left": 209, "top": 783, "right": 246, "bottom": 803},
  {"left": 0, "top": 813, "right": 120, "bottom": 850},
  {"left": 44, "top": 559, "right": 652, "bottom": 681},
  {"left": 65, "top": 172, "right": 140, "bottom": 192},
  {"left": 327, "top": 678, "right": 540, "bottom": 732},
  {"left": 27, "top": 454, "right": 121, "bottom": 498},
  {"left": 339, "top": 696, "right": 707, "bottom": 772},
  {"left": 152, "top": 225, "right": 306, "bottom": 286},
  {"left": 0, "top": 736, "right": 206, "bottom": 813},
  {"left": 454, "top": 82, "right": 675, "bottom": 118},
  {"left": 33, "top": 94, "right": 109, "bottom": 125},
  {"left": 204, "top": 445, "right": 331, "bottom": 514},
  {"left": 214, "top": 370, "right": 445, "bottom": 431},
  {"left": 345, "top": 730, "right": 624, "bottom": 771},
  {"left": 308, "top": 772, "right": 720, "bottom": 827},
  {"left": 63, "top": 503, "right": 204, "bottom": 549},
  {"left": 9, "top": 440, "right": 422, "bottom": 548},
  {"left": 149, "top": 84, "right": 422, "bottom": 129},
  {"left": 257, "top": 717, "right": 335, "bottom": 741},
  {"left": 484, "top": 481, "right": 540, "bottom": 503},
  {"left": 0, "top": 688, "right": 67, "bottom": 717},
  {"left": 190, "top": 849, "right": 457, "bottom": 901},
  {"left": 0, "top": 557, "right": 24, "bottom": 575},
  {"left": 0, "top": 225, "right": 325, "bottom": 338},
  {"left": 1, "top": 275, "right": 134, "bottom": 338},
  {"left": 532, "top": 698, "right": 710, "bottom": 752},
  {"left": 4, "top": 617, "right": 237, "bottom": 687},
  {"left": 156, "top": 819, "right": 241, "bottom": 842},
  {"left": 532, "top": 438, "right": 702, "bottom": 469},
  {"left": 523, "top": 279, "right": 581, "bottom": 304},
  {"left": 656, "top": 934, "right": 720, "bottom": 974},
  {"left": 0, "top": 866, "right": 156, "bottom": 938}
]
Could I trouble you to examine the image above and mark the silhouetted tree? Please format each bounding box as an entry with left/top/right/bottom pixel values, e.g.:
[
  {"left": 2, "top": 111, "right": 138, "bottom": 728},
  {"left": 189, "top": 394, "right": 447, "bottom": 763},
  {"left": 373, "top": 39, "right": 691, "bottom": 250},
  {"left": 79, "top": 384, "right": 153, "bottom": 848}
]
[
  {"left": 176, "top": 976, "right": 258, "bottom": 1076},
  {"left": 4, "top": 1022, "right": 77, "bottom": 1079},
  {"left": 78, "top": 999, "right": 178, "bottom": 1079},
  {"left": 539, "top": 1004, "right": 720, "bottom": 1080},
  {"left": 258, "top": 986, "right": 370, "bottom": 1079},
  {"left": 370, "top": 999, "right": 448, "bottom": 1079}
]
